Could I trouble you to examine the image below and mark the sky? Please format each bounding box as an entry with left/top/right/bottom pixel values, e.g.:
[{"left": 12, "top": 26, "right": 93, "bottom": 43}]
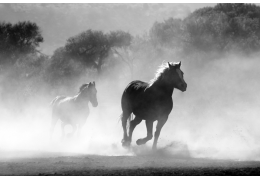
[{"left": 0, "top": 3, "right": 216, "bottom": 55}]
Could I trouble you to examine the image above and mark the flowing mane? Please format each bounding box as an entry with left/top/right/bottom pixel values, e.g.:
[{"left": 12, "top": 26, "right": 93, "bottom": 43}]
[
  {"left": 149, "top": 62, "right": 182, "bottom": 86},
  {"left": 149, "top": 63, "right": 169, "bottom": 86},
  {"left": 79, "top": 83, "right": 89, "bottom": 93}
]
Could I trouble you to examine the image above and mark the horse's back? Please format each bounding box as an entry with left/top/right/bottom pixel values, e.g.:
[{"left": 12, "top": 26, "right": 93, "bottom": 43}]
[
  {"left": 51, "top": 95, "right": 89, "bottom": 124},
  {"left": 51, "top": 96, "right": 73, "bottom": 117},
  {"left": 51, "top": 96, "right": 68, "bottom": 106}
]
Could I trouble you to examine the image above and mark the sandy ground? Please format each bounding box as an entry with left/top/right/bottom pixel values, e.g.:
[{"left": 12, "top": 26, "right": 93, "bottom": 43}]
[{"left": 1, "top": 150, "right": 260, "bottom": 176}]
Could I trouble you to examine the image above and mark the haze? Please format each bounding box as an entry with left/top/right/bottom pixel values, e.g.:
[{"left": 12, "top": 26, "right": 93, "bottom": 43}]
[{"left": 1, "top": 3, "right": 260, "bottom": 162}]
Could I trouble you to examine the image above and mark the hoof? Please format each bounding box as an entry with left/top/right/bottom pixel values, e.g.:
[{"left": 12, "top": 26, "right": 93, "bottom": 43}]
[
  {"left": 66, "top": 133, "right": 73, "bottom": 138},
  {"left": 152, "top": 146, "right": 157, "bottom": 150},
  {"left": 121, "top": 139, "right": 131, "bottom": 148},
  {"left": 136, "top": 139, "right": 143, "bottom": 146}
]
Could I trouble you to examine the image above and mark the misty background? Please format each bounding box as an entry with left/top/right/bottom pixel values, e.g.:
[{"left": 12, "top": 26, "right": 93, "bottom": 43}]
[{"left": 1, "top": 3, "right": 260, "bottom": 161}]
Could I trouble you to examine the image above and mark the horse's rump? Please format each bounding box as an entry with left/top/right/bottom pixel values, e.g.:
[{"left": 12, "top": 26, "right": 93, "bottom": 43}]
[{"left": 122, "top": 80, "right": 148, "bottom": 106}]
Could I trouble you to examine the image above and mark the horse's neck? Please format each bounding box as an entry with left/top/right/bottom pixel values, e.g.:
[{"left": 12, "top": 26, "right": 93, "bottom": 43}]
[
  {"left": 149, "top": 79, "right": 174, "bottom": 96},
  {"left": 75, "top": 92, "right": 89, "bottom": 105}
]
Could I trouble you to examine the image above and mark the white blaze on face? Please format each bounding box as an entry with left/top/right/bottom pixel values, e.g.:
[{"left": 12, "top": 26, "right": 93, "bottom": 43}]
[{"left": 176, "top": 69, "right": 185, "bottom": 83}]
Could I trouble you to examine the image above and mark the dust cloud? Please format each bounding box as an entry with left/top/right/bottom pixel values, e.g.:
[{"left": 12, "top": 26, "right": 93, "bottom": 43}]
[
  {"left": 0, "top": 70, "right": 131, "bottom": 158},
  {"left": 163, "top": 52, "right": 260, "bottom": 161},
  {"left": 1, "top": 52, "right": 260, "bottom": 162}
]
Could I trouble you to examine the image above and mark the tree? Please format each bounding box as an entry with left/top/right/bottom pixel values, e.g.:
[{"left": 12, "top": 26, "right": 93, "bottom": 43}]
[
  {"left": 184, "top": 3, "right": 260, "bottom": 53},
  {"left": 109, "top": 30, "right": 133, "bottom": 78},
  {"left": 0, "top": 21, "right": 44, "bottom": 66},
  {"left": 64, "top": 30, "right": 108, "bottom": 75},
  {"left": 148, "top": 3, "right": 260, "bottom": 54},
  {"left": 149, "top": 18, "right": 188, "bottom": 49},
  {"left": 52, "top": 29, "right": 132, "bottom": 77}
]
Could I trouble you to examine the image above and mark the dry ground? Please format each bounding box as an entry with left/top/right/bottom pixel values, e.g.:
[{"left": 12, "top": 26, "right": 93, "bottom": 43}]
[{"left": 1, "top": 150, "right": 260, "bottom": 176}]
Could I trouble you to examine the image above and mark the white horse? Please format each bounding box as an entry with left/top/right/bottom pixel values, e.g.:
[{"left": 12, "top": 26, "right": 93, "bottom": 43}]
[{"left": 50, "top": 82, "right": 98, "bottom": 139}]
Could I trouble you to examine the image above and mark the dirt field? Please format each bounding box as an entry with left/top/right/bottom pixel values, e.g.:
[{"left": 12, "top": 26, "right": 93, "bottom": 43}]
[{"left": 1, "top": 150, "right": 260, "bottom": 176}]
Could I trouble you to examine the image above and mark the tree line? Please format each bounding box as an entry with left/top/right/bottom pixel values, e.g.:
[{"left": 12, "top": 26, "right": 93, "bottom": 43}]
[
  {"left": 0, "top": 3, "right": 260, "bottom": 109},
  {"left": 149, "top": 3, "right": 260, "bottom": 54}
]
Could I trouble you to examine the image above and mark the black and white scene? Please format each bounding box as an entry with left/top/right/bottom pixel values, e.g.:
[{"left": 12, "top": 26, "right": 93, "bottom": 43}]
[{"left": 1, "top": 2, "right": 260, "bottom": 176}]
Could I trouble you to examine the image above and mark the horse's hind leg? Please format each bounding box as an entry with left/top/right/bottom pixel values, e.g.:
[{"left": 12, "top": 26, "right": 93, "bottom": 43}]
[
  {"left": 121, "top": 111, "right": 131, "bottom": 147},
  {"left": 128, "top": 116, "right": 142, "bottom": 143},
  {"left": 77, "top": 124, "right": 82, "bottom": 138},
  {"left": 67, "top": 124, "right": 77, "bottom": 138},
  {"left": 136, "top": 120, "right": 154, "bottom": 146},
  {"left": 50, "top": 115, "right": 58, "bottom": 141},
  {"left": 61, "top": 122, "right": 66, "bottom": 140}
]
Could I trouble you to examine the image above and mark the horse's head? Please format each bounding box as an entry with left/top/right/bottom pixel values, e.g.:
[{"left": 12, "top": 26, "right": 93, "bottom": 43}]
[
  {"left": 88, "top": 81, "right": 98, "bottom": 107},
  {"left": 80, "top": 82, "right": 98, "bottom": 107},
  {"left": 167, "top": 61, "right": 187, "bottom": 92}
]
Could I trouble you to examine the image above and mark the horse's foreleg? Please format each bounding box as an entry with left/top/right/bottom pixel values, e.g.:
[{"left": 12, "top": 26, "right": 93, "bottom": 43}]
[
  {"left": 152, "top": 117, "right": 167, "bottom": 150},
  {"left": 128, "top": 116, "right": 142, "bottom": 143},
  {"left": 136, "top": 120, "right": 153, "bottom": 145}
]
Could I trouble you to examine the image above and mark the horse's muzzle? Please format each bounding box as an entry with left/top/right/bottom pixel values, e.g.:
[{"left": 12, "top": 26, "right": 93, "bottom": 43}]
[
  {"left": 92, "top": 102, "right": 98, "bottom": 107},
  {"left": 179, "top": 83, "right": 187, "bottom": 92}
]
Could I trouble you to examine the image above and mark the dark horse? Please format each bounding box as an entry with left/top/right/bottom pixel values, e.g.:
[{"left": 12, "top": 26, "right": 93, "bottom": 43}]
[
  {"left": 50, "top": 82, "right": 98, "bottom": 139},
  {"left": 121, "top": 62, "right": 187, "bottom": 150}
]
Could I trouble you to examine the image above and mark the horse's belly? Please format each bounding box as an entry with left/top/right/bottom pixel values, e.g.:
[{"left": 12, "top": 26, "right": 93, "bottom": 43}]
[
  {"left": 133, "top": 103, "right": 172, "bottom": 120},
  {"left": 58, "top": 108, "right": 89, "bottom": 124}
]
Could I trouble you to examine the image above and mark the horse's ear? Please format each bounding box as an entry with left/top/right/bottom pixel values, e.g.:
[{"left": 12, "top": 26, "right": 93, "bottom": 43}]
[
  {"left": 168, "top": 62, "right": 172, "bottom": 68},
  {"left": 93, "top": 81, "right": 95, "bottom": 86},
  {"left": 176, "top": 61, "right": 181, "bottom": 68}
]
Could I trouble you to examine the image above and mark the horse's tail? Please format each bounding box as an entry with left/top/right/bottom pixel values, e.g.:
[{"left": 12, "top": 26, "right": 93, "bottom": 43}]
[{"left": 118, "top": 114, "right": 122, "bottom": 124}]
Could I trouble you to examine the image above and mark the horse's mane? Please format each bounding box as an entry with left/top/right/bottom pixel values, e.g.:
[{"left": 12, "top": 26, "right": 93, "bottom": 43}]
[
  {"left": 149, "top": 62, "right": 179, "bottom": 86},
  {"left": 79, "top": 83, "right": 89, "bottom": 93}
]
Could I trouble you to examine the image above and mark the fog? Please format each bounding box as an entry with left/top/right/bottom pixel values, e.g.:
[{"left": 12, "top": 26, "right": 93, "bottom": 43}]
[
  {"left": 167, "top": 53, "right": 260, "bottom": 161},
  {"left": 1, "top": 51, "right": 260, "bottom": 161},
  {"left": 1, "top": 3, "right": 260, "bottom": 163}
]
